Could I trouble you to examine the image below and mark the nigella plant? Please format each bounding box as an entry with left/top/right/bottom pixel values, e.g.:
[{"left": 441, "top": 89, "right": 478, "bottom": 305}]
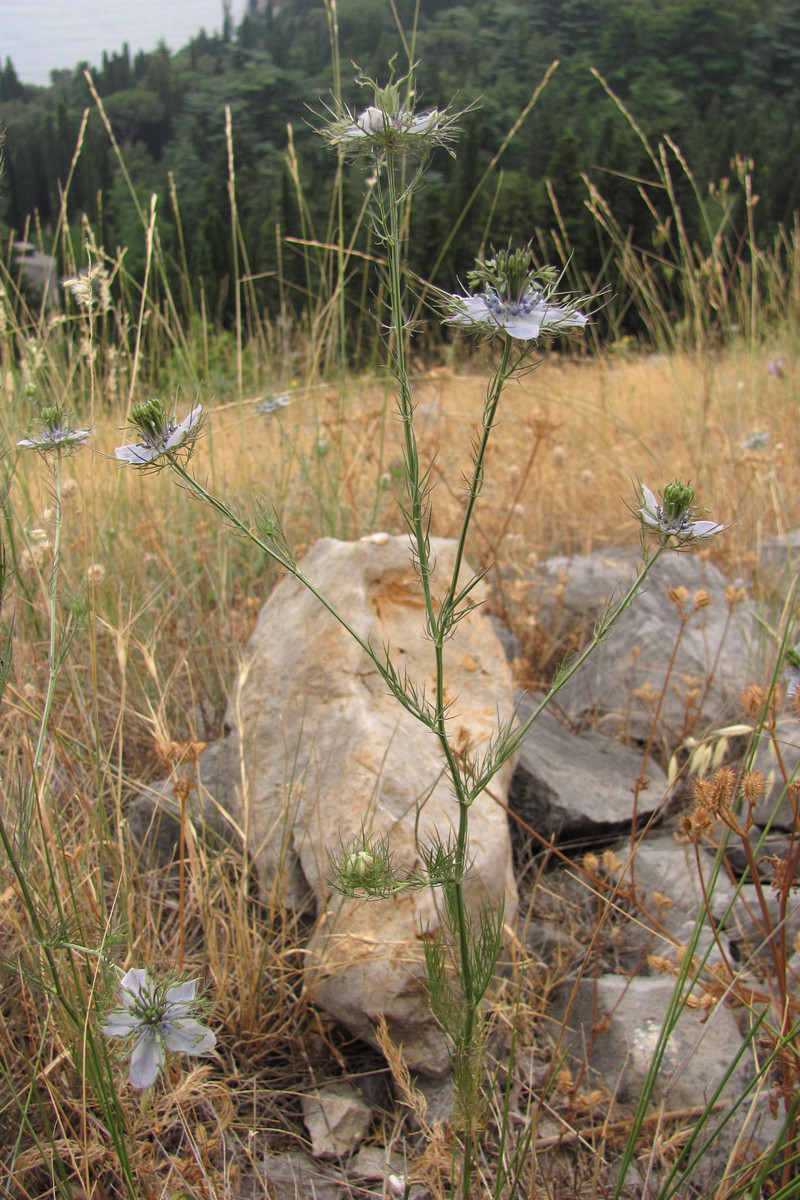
[
  {"left": 322, "top": 70, "right": 460, "bottom": 163},
  {"left": 102, "top": 967, "right": 216, "bottom": 1090},
  {"left": 639, "top": 481, "right": 724, "bottom": 547},
  {"left": 115, "top": 398, "right": 203, "bottom": 467},
  {"left": 120, "top": 64, "right": 728, "bottom": 1197},
  {"left": 17, "top": 405, "right": 90, "bottom": 458},
  {"left": 443, "top": 245, "right": 589, "bottom": 342}
]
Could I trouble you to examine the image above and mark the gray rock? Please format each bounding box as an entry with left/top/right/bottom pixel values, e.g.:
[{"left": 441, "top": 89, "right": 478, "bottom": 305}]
[
  {"left": 259, "top": 1151, "right": 345, "bottom": 1200},
  {"left": 302, "top": 1082, "right": 372, "bottom": 1159},
  {"left": 757, "top": 528, "right": 800, "bottom": 572},
  {"left": 532, "top": 549, "right": 755, "bottom": 745},
  {"left": 550, "top": 974, "right": 749, "bottom": 1109},
  {"left": 126, "top": 739, "right": 234, "bottom": 865},
  {"left": 751, "top": 716, "right": 800, "bottom": 830},
  {"left": 14, "top": 244, "right": 59, "bottom": 310},
  {"left": 620, "top": 832, "right": 737, "bottom": 921},
  {"left": 509, "top": 692, "right": 669, "bottom": 842}
]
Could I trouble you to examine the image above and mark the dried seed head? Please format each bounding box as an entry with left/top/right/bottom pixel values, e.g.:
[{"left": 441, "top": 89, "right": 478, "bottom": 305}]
[
  {"left": 710, "top": 766, "right": 736, "bottom": 810},
  {"left": 692, "top": 777, "right": 715, "bottom": 812},
  {"left": 741, "top": 683, "right": 765, "bottom": 718},
  {"left": 667, "top": 585, "right": 689, "bottom": 610},
  {"left": 740, "top": 769, "right": 766, "bottom": 804},
  {"left": 648, "top": 953, "right": 678, "bottom": 976},
  {"left": 582, "top": 852, "right": 600, "bottom": 876},
  {"left": 602, "top": 849, "right": 623, "bottom": 874},
  {"left": 693, "top": 588, "right": 711, "bottom": 610},
  {"left": 725, "top": 583, "right": 748, "bottom": 608},
  {"left": 680, "top": 808, "right": 713, "bottom": 842}
]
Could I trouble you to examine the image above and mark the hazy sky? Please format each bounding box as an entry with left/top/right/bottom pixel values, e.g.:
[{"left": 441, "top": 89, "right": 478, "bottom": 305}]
[{"left": 2, "top": 0, "right": 248, "bottom": 85}]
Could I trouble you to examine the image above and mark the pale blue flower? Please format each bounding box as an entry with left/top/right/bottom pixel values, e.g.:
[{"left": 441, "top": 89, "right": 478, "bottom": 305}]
[
  {"left": 443, "top": 244, "right": 589, "bottom": 342},
  {"left": 18, "top": 406, "right": 89, "bottom": 455},
  {"left": 102, "top": 967, "right": 216, "bottom": 1089},
  {"left": 340, "top": 104, "right": 442, "bottom": 142},
  {"left": 255, "top": 393, "right": 291, "bottom": 414},
  {"left": 640, "top": 483, "right": 723, "bottom": 543},
  {"left": 447, "top": 287, "right": 588, "bottom": 341},
  {"left": 115, "top": 401, "right": 202, "bottom": 465}
]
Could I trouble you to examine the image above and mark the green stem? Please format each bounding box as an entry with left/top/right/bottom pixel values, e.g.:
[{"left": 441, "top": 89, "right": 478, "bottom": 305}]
[
  {"left": 32, "top": 450, "right": 63, "bottom": 773},
  {"left": 382, "top": 149, "right": 438, "bottom": 641},
  {"left": 443, "top": 336, "right": 516, "bottom": 616}
]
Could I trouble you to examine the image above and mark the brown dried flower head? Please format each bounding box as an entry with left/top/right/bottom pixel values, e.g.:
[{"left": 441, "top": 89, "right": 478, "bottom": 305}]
[
  {"left": 710, "top": 766, "right": 736, "bottom": 811},
  {"left": 582, "top": 852, "right": 600, "bottom": 876},
  {"left": 740, "top": 769, "right": 766, "bottom": 805},
  {"left": 680, "top": 808, "right": 714, "bottom": 842},
  {"left": 692, "top": 777, "right": 715, "bottom": 812},
  {"left": 741, "top": 683, "right": 764, "bottom": 719},
  {"left": 666, "top": 585, "right": 689, "bottom": 611}
]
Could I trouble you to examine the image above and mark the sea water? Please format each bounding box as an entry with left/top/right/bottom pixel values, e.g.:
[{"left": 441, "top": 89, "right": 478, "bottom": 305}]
[{"left": 1, "top": 0, "right": 248, "bottom": 86}]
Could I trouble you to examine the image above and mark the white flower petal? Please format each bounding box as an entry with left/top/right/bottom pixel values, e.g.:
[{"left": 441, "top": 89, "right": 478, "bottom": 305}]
[
  {"left": 163, "top": 1019, "right": 217, "bottom": 1056},
  {"left": 640, "top": 485, "right": 660, "bottom": 514},
  {"left": 690, "top": 520, "right": 724, "bottom": 538},
  {"left": 167, "top": 405, "right": 202, "bottom": 447},
  {"left": 407, "top": 109, "right": 439, "bottom": 134},
  {"left": 538, "top": 305, "right": 588, "bottom": 330},
  {"left": 128, "top": 1030, "right": 164, "bottom": 1089},
  {"left": 119, "top": 968, "right": 149, "bottom": 1005},
  {"left": 165, "top": 980, "right": 197, "bottom": 1018},
  {"left": 115, "top": 443, "right": 160, "bottom": 463},
  {"left": 165, "top": 979, "right": 197, "bottom": 1006},
  {"left": 164, "top": 427, "right": 187, "bottom": 450},
  {"left": 503, "top": 313, "right": 543, "bottom": 340},
  {"left": 101, "top": 1011, "right": 140, "bottom": 1038},
  {"left": 356, "top": 106, "right": 386, "bottom": 134}
]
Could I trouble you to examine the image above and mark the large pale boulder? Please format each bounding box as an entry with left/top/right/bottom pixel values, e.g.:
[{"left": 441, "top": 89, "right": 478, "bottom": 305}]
[{"left": 222, "top": 533, "right": 518, "bottom": 1074}]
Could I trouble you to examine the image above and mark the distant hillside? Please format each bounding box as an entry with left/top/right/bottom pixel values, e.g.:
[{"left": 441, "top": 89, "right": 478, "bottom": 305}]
[{"left": 1, "top": 0, "right": 798, "bottom": 340}]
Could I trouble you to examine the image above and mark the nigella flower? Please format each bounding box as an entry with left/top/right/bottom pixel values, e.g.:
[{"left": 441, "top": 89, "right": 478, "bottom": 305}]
[
  {"left": 339, "top": 103, "right": 442, "bottom": 142},
  {"left": 443, "top": 244, "right": 588, "bottom": 342},
  {"left": 322, "top": 75, "right": 458, "bottom": 159},
  {"left": 115, "top": 398, "right": 202, "bottom": 466},
  {"left": 447, "top": 289, "right": 588, "bottom": 341},
  {"left": 17, "top": 405, "right": 90, "bottom": 456},
  {"left": 255, "top": 392, "right": 291, "bottom": 414},
  {"left": 101, "top": 967, "right": 216, "bottom": 1089},
  {"left": 741, "top": 431, "right": 769, "bottom": 451},
  {"left": 639, "top": 482, "right": 724, "bottom": 544}
]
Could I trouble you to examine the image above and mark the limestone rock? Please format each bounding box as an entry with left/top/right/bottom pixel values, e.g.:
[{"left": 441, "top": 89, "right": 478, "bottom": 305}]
[
  {"left": 532, "top": 549, "right": 755, "bottom": 745},
  {"left": 550, "top": 974, "right": 749, "bottom": 1110},
  {"left": 751, "top": 716, "right": 800, "bottom": 831},
  {"left": 509, "top": 691, "right": 669, "bottom": 842},
  {"left": 221, "top": 534, "right": 518, "bottom": 1074},
  {"left": 302, "top": 1082, "right": 372, "bottom": 1159},
  {"left": 259, "top": 1151, "right": 344, "bottom": 1200}
]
